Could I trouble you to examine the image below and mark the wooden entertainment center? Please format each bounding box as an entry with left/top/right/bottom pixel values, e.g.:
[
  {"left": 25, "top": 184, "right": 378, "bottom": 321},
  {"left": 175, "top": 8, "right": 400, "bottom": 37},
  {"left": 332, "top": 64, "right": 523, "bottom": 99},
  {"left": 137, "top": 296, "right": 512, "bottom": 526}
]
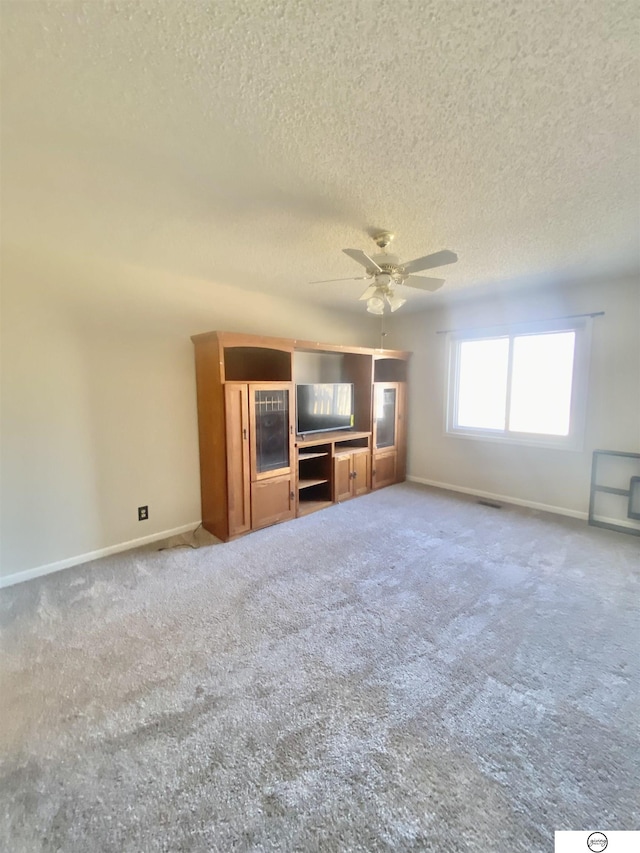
[{"left": 191, "top": 331, "right": 410, "bottom": 541}]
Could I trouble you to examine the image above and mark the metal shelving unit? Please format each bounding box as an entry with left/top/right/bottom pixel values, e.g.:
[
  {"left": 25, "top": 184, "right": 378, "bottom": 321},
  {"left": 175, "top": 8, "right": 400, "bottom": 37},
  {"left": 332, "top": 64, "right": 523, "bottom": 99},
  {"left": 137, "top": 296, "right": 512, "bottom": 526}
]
[{"left": 588, "top": 449, "right": 640, "bottom": 537}]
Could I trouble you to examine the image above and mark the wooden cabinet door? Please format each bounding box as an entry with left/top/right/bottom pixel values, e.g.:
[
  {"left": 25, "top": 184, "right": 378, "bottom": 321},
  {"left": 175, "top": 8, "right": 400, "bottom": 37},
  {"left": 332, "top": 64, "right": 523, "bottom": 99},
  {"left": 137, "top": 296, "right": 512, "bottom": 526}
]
[
  {"left": 334, "top": 450, "right": 370, "bottom": 501},
  {"left": 352, "top": 451, "right": 370, "bottom": 496},
  {"left": 373, "top": 382, "right": 399, "bottom": 452},
  {"left": 334, "top": 454, "right": 353, "bottom": 502},
  {"left": 396, "top": 382, "right": 408, "bottom": 482},
  {"left": 251, "top": 475, "right": 295, "bottom": 529},
  {"left": 224, "top": 384, "right": 251, "bottom": 536},
  {"left": 373, "top": 381, "right": 407, "bottom": 485},
  {"left": 372, "top": 451, "right": 397, "bottom": 490},
  {"left": 248, "top": 383, "right": 295, "bottom": 481}
]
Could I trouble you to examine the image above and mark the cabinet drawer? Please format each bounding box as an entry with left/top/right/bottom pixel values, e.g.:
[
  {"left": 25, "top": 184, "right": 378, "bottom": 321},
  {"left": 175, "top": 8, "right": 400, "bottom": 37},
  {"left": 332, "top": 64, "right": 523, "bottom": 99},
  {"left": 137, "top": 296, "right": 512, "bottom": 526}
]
[{"left": 251, "top": 475, "right": 295, "bottom": 530}]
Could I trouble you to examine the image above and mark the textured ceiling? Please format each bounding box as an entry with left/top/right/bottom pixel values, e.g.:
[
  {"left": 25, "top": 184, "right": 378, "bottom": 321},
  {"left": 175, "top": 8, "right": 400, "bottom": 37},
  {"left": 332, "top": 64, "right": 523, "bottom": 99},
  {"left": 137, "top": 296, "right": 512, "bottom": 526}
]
[{"left": 1, "top": 0, "right": 638, "bottom": 312}]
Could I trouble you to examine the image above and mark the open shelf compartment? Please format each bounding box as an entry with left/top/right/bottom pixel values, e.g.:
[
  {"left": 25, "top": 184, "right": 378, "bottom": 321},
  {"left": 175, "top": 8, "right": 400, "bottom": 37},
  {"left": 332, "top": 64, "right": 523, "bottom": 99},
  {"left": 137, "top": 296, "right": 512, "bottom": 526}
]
[
  {"left": 224, "top": 346, "right": 292, "bottom": 382},
  {"left": 297, "top": 499, "right": 333, "bottom": 517},
  {"left": 374, "top": 357, "right": 408, "bottom": 383},
  {"left": 335, "top": 435, "right": 370, "bottom": 454},
  {"left": 297, "top": 443, "right": 332, "bottom": 513},
  {"left": 298, "top": 478, "right": 330, "bottom": 490}
]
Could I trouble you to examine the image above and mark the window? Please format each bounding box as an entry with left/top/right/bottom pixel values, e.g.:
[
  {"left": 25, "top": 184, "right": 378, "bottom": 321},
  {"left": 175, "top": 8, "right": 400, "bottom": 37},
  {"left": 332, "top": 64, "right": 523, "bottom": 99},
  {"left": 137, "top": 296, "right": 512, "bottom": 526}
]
[{"left": 446, "top": 318, "right": 592, "bottom": 449}]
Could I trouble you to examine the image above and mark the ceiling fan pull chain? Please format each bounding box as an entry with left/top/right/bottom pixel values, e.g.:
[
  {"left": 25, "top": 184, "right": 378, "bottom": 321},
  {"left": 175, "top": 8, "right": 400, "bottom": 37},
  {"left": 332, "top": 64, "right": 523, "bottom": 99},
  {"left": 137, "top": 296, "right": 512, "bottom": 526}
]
[{"left": 380, "top": 316, "right": 388, "bottom": 348}]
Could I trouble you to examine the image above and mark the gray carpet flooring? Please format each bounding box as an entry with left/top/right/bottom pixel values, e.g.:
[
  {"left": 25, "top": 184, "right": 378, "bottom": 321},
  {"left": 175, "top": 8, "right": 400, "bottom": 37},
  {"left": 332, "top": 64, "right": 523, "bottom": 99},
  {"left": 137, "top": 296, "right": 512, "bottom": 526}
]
[{"left": 1, "top": 483, "right": 638, "bottom": 852}]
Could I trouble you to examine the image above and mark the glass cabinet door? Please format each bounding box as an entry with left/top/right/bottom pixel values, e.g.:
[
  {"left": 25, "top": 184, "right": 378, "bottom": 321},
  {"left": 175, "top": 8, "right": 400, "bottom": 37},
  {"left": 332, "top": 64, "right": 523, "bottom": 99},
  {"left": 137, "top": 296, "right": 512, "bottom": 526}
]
[
  {"left": 251, "top": 386, "right": 291, "bottom": 476},
  {"left": 375, "top": 385, "right": 397, "bottom": 449}
]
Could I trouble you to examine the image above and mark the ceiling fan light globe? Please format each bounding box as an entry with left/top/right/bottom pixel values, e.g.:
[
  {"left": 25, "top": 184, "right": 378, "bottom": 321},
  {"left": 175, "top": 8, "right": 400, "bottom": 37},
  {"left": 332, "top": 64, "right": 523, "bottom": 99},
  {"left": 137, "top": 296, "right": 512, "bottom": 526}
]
[
  {"left": 366, "top": 296, "right": 385, "bottom": 315},
  {"left": 386, "top": 294, "right": 406, "bottom": 312}
]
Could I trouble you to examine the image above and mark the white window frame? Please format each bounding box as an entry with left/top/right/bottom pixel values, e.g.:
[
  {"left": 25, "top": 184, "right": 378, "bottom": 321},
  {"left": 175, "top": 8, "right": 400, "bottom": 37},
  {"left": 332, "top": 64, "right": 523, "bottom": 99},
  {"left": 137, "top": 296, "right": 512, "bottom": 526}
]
[{"left": 445, "top": 317, "right": 592, "bottom": 451}]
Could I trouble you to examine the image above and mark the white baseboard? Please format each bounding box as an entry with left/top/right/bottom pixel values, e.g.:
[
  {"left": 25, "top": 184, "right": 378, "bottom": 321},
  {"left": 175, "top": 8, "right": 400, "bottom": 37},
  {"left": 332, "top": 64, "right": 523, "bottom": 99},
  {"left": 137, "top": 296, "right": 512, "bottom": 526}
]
[
  {"left": 406, "top": 475, "right": 588, "bottom": 520},
  {"left": 0, "top": 522, "right": 202, "bottom": 590}
]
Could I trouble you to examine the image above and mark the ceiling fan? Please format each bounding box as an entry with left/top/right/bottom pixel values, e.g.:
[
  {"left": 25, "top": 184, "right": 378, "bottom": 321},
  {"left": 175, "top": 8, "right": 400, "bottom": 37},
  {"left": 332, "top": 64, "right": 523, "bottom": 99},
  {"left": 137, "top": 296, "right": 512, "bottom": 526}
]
[{"left": 312, "top": 231, "right": 458, "bottom": 314}]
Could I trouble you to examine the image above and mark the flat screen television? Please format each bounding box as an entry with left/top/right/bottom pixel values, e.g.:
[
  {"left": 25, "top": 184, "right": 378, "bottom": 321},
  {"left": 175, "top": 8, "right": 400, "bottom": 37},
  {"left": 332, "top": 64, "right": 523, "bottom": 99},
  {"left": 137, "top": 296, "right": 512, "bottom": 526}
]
[{"left": 296, "top": 383, "right": 354, "bottom": 435}]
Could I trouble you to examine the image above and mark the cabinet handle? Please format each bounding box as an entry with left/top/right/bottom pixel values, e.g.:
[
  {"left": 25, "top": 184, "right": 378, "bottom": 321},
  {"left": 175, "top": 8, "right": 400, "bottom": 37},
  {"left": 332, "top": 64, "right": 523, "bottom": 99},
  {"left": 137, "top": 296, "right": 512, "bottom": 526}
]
[
  {"left": 243, "top": 428, "right": 247, "bottom": 440},
  {"left": 290, "top": 491, "right": 295, "bottom": 500},
  {"left": 290, "top": 424, "right": 293, "bottom": 434}
]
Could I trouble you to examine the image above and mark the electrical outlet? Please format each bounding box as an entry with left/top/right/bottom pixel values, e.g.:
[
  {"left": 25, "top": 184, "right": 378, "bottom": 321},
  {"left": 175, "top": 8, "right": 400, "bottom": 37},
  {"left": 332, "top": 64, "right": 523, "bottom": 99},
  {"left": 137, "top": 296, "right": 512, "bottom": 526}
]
[{"left": 138, "top": 505, "right": 149, "bottom": 521}]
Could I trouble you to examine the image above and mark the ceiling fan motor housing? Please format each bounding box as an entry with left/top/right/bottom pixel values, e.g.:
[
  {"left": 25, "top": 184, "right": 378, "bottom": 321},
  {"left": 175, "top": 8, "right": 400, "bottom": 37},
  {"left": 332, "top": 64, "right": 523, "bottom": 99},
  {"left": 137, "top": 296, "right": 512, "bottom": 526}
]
[{"left": 370, "top": 255, "right": 406, "bottom": 285}]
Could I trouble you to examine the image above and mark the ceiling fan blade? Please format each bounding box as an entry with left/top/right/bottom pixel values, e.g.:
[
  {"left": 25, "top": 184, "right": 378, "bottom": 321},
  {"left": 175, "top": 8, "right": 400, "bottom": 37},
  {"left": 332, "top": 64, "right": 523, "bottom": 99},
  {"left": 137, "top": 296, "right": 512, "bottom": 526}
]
[
  {"left": 309, "top": 276, "right": 370, "bottom": 284},
  {"left": 403, "top": 275, "right": 445, "bottom": 292},
  {"left": 402, "top": 249, "right": 458, "bottom": 274},
  {"left": 343, "top": 248, "right": 382, "bottom": 271},
  {"left": 358, "top": 284, "right": 378, "bottom": 301}
]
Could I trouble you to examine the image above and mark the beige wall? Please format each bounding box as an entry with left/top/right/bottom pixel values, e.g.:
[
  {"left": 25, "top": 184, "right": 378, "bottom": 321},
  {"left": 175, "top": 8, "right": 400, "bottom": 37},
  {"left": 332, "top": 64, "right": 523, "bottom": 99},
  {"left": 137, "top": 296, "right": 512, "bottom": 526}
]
[
  {"left": 3, "top": 246, "right": 637, "bottom": 581},
  {"left": 0, "top": 245, "right": 372, "bottom": 579},
  {"left": 385, "top": 274, "right": 640, "bottom": 516}
]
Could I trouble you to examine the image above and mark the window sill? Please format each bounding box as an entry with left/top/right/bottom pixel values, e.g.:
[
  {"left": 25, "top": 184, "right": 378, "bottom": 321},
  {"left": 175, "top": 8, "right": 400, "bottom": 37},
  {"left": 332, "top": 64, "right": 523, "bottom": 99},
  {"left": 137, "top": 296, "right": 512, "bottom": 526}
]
[{"left": 445, "top": 428, "right": 584, "bottom": 452}]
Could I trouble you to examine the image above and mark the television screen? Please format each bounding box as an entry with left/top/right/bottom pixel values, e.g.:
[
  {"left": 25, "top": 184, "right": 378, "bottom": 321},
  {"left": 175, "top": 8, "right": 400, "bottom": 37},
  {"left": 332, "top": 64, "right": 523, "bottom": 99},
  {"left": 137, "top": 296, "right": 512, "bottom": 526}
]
[{"left": 296, "top": 383, "right": 354, "bottom": 434}]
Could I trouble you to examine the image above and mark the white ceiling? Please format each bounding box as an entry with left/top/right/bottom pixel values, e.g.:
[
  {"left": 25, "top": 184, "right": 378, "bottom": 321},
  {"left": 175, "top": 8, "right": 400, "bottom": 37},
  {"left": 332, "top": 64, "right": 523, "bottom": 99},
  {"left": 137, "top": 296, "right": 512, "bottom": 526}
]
[{"left": 1, "top": 0, "right": 638, "bottom": 312}]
